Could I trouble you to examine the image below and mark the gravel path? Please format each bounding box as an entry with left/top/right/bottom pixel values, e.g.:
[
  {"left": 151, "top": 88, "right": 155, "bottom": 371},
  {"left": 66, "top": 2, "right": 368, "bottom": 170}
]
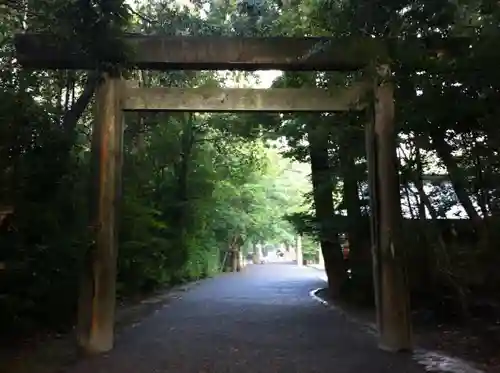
[{"left": 65, "top": 263, "right": 427, "bottom": 373}]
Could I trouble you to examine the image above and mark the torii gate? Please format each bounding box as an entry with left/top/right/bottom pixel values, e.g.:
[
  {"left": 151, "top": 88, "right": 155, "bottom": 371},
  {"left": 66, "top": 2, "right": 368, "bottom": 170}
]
[{"left": 14, "top": 33, "right": 412, "bottom": 354}]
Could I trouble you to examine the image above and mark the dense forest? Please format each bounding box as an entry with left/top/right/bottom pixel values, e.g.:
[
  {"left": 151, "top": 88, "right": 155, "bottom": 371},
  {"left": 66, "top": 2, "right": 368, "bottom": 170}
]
[
  {"left": 0, "top": 0, "right": 318, "bottom": 336},
  {"left": 2, "top": 0, "right": 500, "bottom": 360}
]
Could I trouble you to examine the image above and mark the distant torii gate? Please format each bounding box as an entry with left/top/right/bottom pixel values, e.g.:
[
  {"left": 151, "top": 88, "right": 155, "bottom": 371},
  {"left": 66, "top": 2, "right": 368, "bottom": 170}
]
[{"left": 15, "top": 34, "right": 412, "bottom": 354}]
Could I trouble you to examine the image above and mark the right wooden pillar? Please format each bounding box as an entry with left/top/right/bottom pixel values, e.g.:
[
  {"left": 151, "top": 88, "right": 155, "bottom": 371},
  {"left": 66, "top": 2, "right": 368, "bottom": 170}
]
[{"left": 366, "top": 65, "right": 413, "bottom": 352}]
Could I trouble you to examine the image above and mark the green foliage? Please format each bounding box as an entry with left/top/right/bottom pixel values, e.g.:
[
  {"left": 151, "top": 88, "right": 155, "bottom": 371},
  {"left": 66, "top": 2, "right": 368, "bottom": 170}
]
[
  {"left": 275, "top": 0, "right": 500, "bottom": 314},
  {"left": 0, "top": 0, "right": 310, "bottom": 335}
]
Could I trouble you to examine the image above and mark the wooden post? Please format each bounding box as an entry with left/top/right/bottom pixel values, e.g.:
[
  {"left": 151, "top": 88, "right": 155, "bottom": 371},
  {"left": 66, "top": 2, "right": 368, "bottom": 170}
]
[
  {"left": 238, "top": 250, "right": 245, "bottom": 270},
  {"left": 231, "top": 248, "right": 239, "bottom": 272},
  {"left": 370, "top": 65, "right": 412, "bottom": 352},
  {"left": 77, "top": 74, "right": 124, "bottom": 354},
  {"left": 252, "top": 242, "right": 259, "bottom": 264},
  {"left": 295, "top": 234, "right": 303, "bottom": 266},
  {"left": 253, "top": 243, "right": 263, "bottom": 264}
]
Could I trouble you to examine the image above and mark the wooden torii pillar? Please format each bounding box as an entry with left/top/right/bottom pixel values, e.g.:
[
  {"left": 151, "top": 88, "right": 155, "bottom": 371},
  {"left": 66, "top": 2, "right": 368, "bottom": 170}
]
[
  {"left": 76, "top": 74, "right": 124, "bottom": 354},
  {"left": 366, "top": 65, "right": 412, "bottom": 351},
  {"left": 295, "top": 234, "right": 303, "bottom": 266}
]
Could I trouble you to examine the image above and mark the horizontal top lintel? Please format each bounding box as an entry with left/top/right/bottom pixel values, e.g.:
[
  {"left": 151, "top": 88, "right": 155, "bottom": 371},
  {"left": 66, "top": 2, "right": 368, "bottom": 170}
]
[
  {"left": 14, "top": 33, "right": 483, "bottom": 71},
  {"left": 121, "top": 83, "right": 369, "bottom": 112},
  {"left": 15, "top": 34, "right": 381, "bottom": 71}
]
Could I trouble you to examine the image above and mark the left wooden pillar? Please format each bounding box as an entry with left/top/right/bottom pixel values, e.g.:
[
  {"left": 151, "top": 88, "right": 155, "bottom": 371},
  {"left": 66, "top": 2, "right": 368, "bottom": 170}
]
[{"left": 77, "top": 73, "right": 124, "bottom": 354}]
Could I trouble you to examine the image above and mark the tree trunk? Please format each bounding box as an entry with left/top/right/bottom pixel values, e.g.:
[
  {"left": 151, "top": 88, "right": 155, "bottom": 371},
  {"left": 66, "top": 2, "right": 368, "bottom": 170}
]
[
  {"left": 430, "top": 130, "right": 489, "bottom": 251},
  {"left": 474, "top": 153, "right": 489, "bottom": 217},
  {"left": 415, "top": 141, "right": 427, "bottom": 220},
  {"left": 430, "top": 130, "right": 481, "bottom": 225},
  {"left": 174, "top": 114, "right": 195, "bottom": 266},
  {"left": 339, "top": 134, "right": 368, "bottom": 284},
  {"left": 307, "top": 119, "right": 346, "bottom": 298},
  {"left": 410, "top": 174, "right": 470, "bottom": 320},
  {"left": 62, "top": 72, "right": 100, "bottom": 136}
]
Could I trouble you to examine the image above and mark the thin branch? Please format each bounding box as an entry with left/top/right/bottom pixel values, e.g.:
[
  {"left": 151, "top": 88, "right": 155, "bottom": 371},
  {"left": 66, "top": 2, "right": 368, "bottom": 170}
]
[{"left": 128, "top": 7, "right": 157, "bottom": 25}]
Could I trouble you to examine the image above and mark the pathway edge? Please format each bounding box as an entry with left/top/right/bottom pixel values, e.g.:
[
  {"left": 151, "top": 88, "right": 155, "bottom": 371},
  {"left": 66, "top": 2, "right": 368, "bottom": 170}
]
[{"left": 309, "top": 288, "right": 484, "bottom": 373}]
